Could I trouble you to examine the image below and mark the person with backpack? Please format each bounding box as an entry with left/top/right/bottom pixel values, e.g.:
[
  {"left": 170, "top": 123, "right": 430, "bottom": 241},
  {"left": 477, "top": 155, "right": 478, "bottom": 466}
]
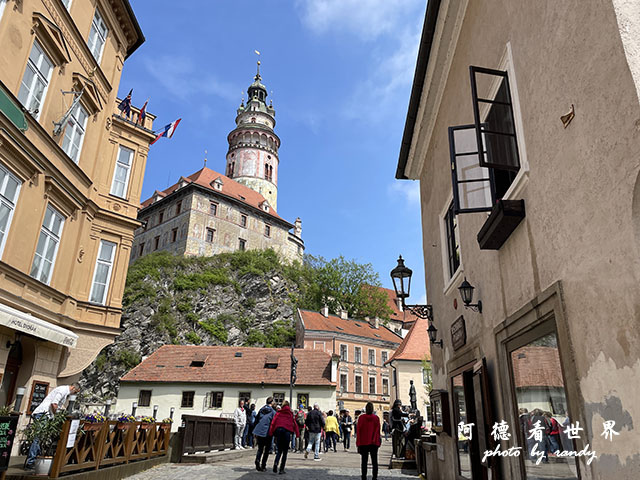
[
  {"left": 357, "top": 402, "right": 381, "bottom": 480},
  {"left": 268, "top": 400, "right": 300, "bottom": 474},
  {"left": 294, "top": 405, "right": 306, "bottom": 453},
  {"left": 253, "top": 397, "right": 276, "bottom": 471},
  {"left": 545, "top": 411, "right": 562, "bottom": 455}
]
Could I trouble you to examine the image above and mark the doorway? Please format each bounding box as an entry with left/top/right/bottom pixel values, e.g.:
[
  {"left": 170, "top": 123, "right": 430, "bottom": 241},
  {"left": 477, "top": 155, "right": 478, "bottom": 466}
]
[{"left": 0, "top": 339, "right": 22, "bottom": 407}]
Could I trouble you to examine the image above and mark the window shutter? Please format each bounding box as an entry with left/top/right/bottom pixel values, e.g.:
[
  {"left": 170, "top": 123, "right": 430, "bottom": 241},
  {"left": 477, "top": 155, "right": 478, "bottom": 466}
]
[
  {"left": 473, "top": 358, "right": 500, "bottom": 477},
  {"left": 469, "top": 66, "right": 520, "bottom": 171},
  {"left": 449, "top": 125, "right": 494, "bottom": 213}
]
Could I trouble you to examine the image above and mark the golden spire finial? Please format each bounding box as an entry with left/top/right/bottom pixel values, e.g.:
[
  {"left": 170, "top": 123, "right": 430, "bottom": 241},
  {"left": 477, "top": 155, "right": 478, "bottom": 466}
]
[
  {"left": 254, "top": 50, "right": 261, "bottom": 79},
  {"left": 204, "top": 149, "right": 208, "bottom": 167}
]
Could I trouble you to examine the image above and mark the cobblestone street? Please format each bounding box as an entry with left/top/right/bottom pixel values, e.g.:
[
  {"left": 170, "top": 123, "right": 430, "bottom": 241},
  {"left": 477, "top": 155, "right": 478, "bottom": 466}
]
[{"left": 126, "top": 443, "right": 418, "bottom": 480}]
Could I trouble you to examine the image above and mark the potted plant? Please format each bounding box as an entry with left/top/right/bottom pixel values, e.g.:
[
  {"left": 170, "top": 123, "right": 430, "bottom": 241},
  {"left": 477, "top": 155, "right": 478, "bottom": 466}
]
[
  {"left": 116, "top": 414, "right": 136, "bottom": 430},
  {"left": 139, "top": 416, "right": 155, "bottom": 430},
  {"left": 82, "top": 412, "right": 106, "bottom": 431},
  {"left": 160, "top": 418, "right": 172, "bottom": 431},
  {"left": 21, "top": 410, "right": 67, "bottom": 475}
]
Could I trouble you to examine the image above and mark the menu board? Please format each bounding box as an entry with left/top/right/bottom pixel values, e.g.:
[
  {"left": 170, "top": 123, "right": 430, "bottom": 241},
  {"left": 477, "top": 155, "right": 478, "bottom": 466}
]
[
  {"left": 28, "top": 382, "right": 49, "bottom": 415},
  {"left": 0, "top": 416, "right": 19, "bottom": 471}
]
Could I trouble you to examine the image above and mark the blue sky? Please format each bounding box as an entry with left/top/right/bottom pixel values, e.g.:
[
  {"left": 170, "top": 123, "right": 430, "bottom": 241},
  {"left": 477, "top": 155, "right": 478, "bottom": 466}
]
[{"left": 122, "top": 0, "right": 427, "bottom": 302}]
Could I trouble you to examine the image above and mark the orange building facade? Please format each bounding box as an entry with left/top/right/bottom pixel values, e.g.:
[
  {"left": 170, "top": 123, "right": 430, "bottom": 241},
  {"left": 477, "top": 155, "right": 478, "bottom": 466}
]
[{"left": 295, "top": 308, "right": 402, "bottom": 414}]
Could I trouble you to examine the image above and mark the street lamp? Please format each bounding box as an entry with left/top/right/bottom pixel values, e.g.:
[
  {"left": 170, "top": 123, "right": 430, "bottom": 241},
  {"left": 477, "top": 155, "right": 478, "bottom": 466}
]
[
  {"left": 153, "top": 405, "right": 159, "bottom": 419},
  {"left": 104, "top": 399, "right": 112, "bottom": 417},
  {"left": 170, "top": 407, "right": 175, "bottom": 420},
  {"left": 427, "top": 323, "right": 443, "bottom": 348},
  {"left": 132, "top": 401, "right": 138, "bottom": 417},
  {"left": 458, "top": 278, "right": 482, "bottom": 313},
  {"left": 68, "top": 394, "right": 77, "bottom": 413},
  {"left": 14, "top": 387, "right": 26, "bottom": 413},
  {"left": 390, "top": 256, "right": 432, "bottom": 320}
]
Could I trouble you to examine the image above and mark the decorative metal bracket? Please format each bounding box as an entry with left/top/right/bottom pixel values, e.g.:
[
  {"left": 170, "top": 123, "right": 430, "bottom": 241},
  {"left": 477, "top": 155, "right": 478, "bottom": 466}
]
[{"left": 403, "top": 303, "right": 433, "bottom": 320}]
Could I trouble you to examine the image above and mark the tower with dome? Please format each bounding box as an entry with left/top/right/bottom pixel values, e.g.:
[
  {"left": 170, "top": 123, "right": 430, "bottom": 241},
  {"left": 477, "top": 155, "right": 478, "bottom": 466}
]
[{"left": 131, "top": 62, "right": 304, "bottom": 262}]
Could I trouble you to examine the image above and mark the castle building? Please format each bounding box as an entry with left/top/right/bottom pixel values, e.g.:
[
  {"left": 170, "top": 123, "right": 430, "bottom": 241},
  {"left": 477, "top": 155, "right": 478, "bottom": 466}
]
[
  {"left": 0, "top": 0, "right": 152, "bottom": 437},
  {"left": 131, "top": 64, "right": 304, "bottom": 263}
]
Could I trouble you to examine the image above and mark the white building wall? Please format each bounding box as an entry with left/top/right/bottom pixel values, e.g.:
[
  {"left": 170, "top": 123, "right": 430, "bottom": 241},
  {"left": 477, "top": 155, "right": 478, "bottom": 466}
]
[{"left": 115, "top": 382, "right": 336, "bottom": 432}]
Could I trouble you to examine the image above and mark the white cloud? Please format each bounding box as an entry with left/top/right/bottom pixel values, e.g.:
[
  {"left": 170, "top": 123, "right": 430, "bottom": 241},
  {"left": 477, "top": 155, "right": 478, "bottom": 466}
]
[
  {"left": 298, "top": 0, "right": 423, "bottom": 41},
  {"left": 143, "top": 55, "right": 238, "bottom": 103},
  {"left": 389, "top": 180, "right": 420, "bottom": 207}
]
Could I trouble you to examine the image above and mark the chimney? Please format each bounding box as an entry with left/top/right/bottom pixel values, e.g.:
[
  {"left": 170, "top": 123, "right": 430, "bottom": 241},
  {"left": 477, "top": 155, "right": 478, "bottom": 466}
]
[
  {"left": 321, "top": 306, "right": 329, "bottom": 317},
  {"left": 340, "top": 309, "right": 348, "bottom": 320},
  {"left": 371, "top": 317, "right": 380, "bottom": 329},
  {"left": 396, "top": 298, "right": 403, "bottom": 312}
]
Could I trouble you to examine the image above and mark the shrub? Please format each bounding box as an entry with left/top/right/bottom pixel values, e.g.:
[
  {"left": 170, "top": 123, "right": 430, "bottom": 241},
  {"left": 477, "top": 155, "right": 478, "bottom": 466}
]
[
  {"left": 177, "top": 301, "right": 193, "bottom": 313},
  {"left": 199, "top": 318, "right": 228, "bottom": 343},
  {"left": 173, "top": 269, "right": 230, "bottom": 291},
  {"left": 116, "top": 349, "right": 141, "bottom": 370},
  {"left": 185, "top": 312, "right": 199, "bottom": 324},
  {"left": 185, "top": 331, "right": 202, "bottom": 344}
]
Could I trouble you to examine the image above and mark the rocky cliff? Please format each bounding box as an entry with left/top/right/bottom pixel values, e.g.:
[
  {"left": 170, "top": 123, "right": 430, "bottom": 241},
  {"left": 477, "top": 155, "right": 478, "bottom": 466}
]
[{"left": 80, "top": 250, "right": 305, "bottom": 402}]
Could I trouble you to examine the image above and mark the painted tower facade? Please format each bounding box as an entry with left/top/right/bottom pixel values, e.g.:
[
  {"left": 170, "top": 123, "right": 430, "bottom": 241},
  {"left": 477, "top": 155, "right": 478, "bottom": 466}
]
[{"left": 225, "top": 63, "right": 280, "bottom": 210}]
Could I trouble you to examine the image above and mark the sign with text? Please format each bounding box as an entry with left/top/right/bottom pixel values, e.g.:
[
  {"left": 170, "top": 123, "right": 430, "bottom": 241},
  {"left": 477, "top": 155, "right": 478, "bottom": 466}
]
[
  {"left": 0, "top": 416, "right": 19, "bottom": 471},
  {"left": 451, "top": 316, "right": 466, "bottom": 350},
  {"left": 28, "top": 382, "right": 49, "bottom": 415}
]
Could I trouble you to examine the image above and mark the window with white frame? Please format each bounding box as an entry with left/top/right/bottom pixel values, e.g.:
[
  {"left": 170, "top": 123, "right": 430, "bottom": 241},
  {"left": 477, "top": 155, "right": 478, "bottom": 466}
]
[
  {"left": 0, "top": 165, "right": 21, "bottom": 257},
  {"left": 18, "top": 40, "right": 54, "bottom": 119},
  {"left": 381, "top": 351, "right": 388, "bottom": 364},
  {"left": 89, "top": 240, "right": 116, "bottom": 304},
  {"left": 382, "top": 377, "right": 389, "bottom": 396},
  {"left": 355, "top": 375, "right": 362, "bottom": 394},
  {"left": 368, "top": 349, "right": 375, "bottom": 365},
  {"left": 110, "top": 146, "right": 133, "bottom": 198},
  {"left": 30, "top": 205, "right": 64, "bottom": 284},
  {"left": 87, "top": 8, "right": 108, "bottom": 63},
  {"left": 340, "top": 373, "right": 348, "bottom": 393},
  {"left": 62, "top": 102, "right": 88, "bottom": 163},
  {"left": 369, "top": 376, "right": 376, "bottom": 394},
  {"left": 61, "top": 0, "right": 71, "bottom": 10},
  {"left": 354, "top": 347, "right": 362, "bottom": 364},
  {"left": 339, "top": 344, "right": 348, "bottom": 362}
]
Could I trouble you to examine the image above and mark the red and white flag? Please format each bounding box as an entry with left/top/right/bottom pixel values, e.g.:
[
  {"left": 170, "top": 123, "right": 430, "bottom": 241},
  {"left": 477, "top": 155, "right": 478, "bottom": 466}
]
[{"left": 150, "top": 118, "right": 181, "bottom": 145}]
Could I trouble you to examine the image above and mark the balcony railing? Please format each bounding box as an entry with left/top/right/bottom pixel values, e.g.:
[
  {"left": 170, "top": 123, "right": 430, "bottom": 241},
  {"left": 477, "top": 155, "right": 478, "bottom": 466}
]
[{"left": 48, "top": 419, "right": 170, "bottom": 478}]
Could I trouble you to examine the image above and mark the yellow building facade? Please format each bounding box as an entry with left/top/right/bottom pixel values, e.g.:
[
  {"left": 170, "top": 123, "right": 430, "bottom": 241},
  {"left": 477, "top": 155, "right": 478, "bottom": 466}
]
[{"left": 0, "top": 0, "right": 152, "bottom": 422}]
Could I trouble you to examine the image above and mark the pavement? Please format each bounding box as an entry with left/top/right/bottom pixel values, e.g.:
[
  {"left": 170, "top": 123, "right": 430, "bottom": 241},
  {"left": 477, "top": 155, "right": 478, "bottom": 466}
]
[{"left": 125, "top": 441, "right": 419, "bottom": 480}]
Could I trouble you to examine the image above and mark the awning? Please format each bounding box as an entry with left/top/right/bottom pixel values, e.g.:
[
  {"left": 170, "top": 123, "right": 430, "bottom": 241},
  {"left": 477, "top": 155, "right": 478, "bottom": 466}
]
[
  {"left": 0, "top": 85, "right": 28, "bottom": 132},
  {"left": 0, "top": 302, "right": 77, "bottom": 348}
]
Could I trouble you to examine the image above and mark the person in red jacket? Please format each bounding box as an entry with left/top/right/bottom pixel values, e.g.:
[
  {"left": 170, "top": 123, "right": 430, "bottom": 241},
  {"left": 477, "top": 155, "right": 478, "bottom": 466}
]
[
  {"left": 268, "top": 401, "right": 300, "bottom": 474},
  {"left": 356, "top": 402, "right": 381, "bottom": 480}
]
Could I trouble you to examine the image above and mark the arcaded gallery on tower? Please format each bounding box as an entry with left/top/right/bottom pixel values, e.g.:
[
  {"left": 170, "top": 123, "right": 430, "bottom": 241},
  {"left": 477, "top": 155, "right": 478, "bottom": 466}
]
[{"left": 131, "top": 65, "right": 304, "bottom": 263}]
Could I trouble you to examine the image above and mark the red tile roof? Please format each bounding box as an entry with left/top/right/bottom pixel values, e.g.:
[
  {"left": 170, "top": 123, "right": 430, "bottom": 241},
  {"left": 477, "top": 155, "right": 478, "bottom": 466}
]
[
  {"left": 299, "top": 309, "right": 402, "bottom": 345},
  {"left": 121, "top": 345, "right": 335, "bottom": 386},
  {"left": 140, "top": 166, "right": 288, "bottom": 223},
  {"left": 372, "top": 286, "right": 421, "bottom": 327},
  {"left": 386, "top": 317, "right": 431, "bottom": 363},
  {"left": 511, "top": 346, "right": 565, "bottom": 389}
]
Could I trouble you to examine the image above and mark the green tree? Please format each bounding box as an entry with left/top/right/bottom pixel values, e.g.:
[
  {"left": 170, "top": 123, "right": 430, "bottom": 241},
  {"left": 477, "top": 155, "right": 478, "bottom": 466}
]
[
  {"left": 299, "top": 255, "right": 393, "bottom": 320},
  {"left": 421, "top": 355, "right": 433, "bottom": 401}
]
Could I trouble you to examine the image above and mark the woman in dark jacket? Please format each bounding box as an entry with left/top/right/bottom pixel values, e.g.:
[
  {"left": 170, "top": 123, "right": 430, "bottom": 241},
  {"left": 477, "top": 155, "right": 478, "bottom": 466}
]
[
  {"left": 253, "top": 397, "right": 276, "bottom": 471},
  {"left": 268, "top": 401, "right": 300, "bottom": 474},
  {"left": 356, "top": 402, "right": 381, "bottom": 480}
]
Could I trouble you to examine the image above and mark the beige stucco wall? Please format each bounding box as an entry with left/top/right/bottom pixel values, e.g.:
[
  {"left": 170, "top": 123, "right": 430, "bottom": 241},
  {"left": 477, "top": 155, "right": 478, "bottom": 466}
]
[
  {"left": 0, "top": 0, "right": 151, "bottom": 429},
  {"left": 404, "top": 0, "right": 640, "bottom": 478},
  {"left": 389, "top": 360, "right": 430, "bottom": 420},
  {"left": 115, "top": 382, "right": 336, "bottom": 433}
]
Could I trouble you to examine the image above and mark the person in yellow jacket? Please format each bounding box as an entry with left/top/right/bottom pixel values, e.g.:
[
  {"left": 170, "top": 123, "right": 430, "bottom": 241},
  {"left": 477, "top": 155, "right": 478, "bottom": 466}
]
[{"left": 324, "top": 410, "right": 340, "bottom": 452}]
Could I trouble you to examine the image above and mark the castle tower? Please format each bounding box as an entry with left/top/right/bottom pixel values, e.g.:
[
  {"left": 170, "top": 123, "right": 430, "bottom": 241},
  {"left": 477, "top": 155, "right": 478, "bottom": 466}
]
[{"left": 225, "top": 61, "right": 280, "bottom": 209}]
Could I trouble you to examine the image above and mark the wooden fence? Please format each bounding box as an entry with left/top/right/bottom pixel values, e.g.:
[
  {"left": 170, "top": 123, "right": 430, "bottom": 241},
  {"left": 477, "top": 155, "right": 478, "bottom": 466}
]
[
  {"left": 48, "top": 420, "right": 170, "bottom": 478},
  {"left": 180, "top": 415, "right": 235, "bottom": 456}
]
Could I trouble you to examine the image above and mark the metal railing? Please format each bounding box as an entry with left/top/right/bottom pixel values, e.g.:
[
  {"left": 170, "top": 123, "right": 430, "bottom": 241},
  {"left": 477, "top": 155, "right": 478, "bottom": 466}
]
[{"left": 49, "top": 420, "right": 170, "bottom": 478}]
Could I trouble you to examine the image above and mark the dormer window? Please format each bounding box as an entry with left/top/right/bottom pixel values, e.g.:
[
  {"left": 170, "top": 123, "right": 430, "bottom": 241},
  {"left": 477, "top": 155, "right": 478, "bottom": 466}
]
[
  {"left": 260, "top": 200, "right": 270, "bottom": 212},
  {"left": 212, "top": 177, "right": 224, "bottom": 191},
  {"left": 190, "top": 360, "right": 205, "bottom": 367}
]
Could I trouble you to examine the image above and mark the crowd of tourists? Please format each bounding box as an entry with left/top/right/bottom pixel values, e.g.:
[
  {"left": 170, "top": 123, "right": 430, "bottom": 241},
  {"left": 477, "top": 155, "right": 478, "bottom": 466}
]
[{"left": 233, "top": 398, "right": 382, "bottom": 477}]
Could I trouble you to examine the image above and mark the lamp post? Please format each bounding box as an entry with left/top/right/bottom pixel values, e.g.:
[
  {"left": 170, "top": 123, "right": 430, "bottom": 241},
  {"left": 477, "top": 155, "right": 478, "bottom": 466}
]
[
  {"left": 153, "top": 405, "right": 159, "bottom": 419},
  {"left": 14, "top": 387, "right": 26, "bottom": 413},
  {"left": 170, "top": 407, "right": 175, "bottom": 420},
  {"left": 289, "top": 344, "right": 297, "bottom": 407},
  {"left": 131, "top": 401, "right": 138, "bottom": 417},
  {"left": 458, "top": 278, "right": 482, "bottom": 313},
  {"left": 390, "top": 255, "right": 443, "bottom": 347},
  {"left": 104, "top": 399, "right": 112, "bottom": 417}
]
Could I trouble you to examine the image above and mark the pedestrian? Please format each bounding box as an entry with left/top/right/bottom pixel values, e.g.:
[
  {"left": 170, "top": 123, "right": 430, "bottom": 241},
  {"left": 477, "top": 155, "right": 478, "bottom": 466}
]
[
  {"left": 304, "top": 406, "right": 312, "bottom": 449},
  {"left": 356, "top": 402, "right": 381, "bottom": 480},
  {"left": 325, "top": 410, "right": 340, "bottom": 452},
  {"left": 268, "top": 400, "right": 299, "bottom": 474},
  {"left": 382, "top": 419, "right": 390, "bottom": 441},
  {"left": 234, "top": 399, "right": 247, "bottom": 450},
  {"left": 340, "top": 409, "right": 353, "bottom": 451},
  {"left": 390, "top": 400, "right": 408, "bottom": 458},
  {"left": 245, "top": 403, "right": 256, "bottom": 448},
  {"left": 25, "top": 383, "right": 80, "bottom": 470},
  {"left": 253, "top": 397, "right": 276, "bottom": 471},
  {"left": 304, "top": 403, "right": 325, "bottom": 461},
  {"left": 294, "top": 404, "right": 306, "bottom": 453}
]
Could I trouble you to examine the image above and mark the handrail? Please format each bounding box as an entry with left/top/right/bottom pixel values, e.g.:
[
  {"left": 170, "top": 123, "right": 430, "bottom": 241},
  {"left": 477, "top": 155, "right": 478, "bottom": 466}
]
[{"left": 49, "top": 419, "right": 170, "bottom": 478}]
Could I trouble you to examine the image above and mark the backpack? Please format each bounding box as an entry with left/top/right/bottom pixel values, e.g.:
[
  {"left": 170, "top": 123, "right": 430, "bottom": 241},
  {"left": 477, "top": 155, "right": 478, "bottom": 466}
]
[{"left": 296, "top": 410, "right": 305, "bottom": 426}]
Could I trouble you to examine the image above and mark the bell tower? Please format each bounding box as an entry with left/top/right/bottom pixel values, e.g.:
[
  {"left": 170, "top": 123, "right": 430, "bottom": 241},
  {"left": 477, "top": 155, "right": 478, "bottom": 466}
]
[{"left": 225, "top": 61, "right": 280, "bottom": 209}]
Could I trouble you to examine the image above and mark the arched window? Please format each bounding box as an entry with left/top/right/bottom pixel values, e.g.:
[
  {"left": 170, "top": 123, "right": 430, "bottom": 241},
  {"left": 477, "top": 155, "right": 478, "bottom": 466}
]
[
  {"left": 253, "top": 132, "right": 259, "bottom": 144},
  {"left": 260, "top": 134, "right": 267, "bottom": 146}
]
